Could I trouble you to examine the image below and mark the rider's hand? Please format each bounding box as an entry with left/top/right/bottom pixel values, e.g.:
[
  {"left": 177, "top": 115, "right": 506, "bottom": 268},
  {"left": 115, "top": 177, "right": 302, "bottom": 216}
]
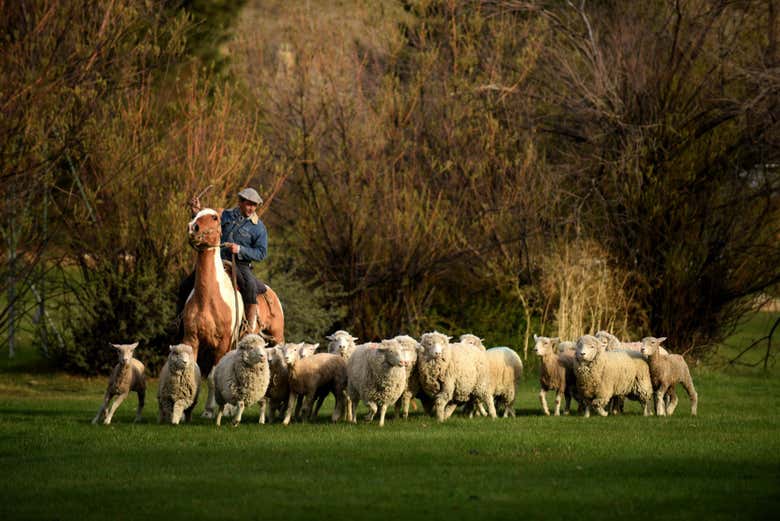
[
  {"left": 225, "top": 242, "right": 240, "bottom": 254},
  {"left": 189, "top": 196, "right": 201, "bottom": 215}
]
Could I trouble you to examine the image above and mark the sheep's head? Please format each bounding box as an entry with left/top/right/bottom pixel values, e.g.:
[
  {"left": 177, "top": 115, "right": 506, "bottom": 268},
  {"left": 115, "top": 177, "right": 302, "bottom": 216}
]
[
  {"left": 326, "top": 330, "right": 358, "bottom": 359},
  {"left": 238, "top": 334, "right": 268, "bottom": 366},
  {"left": 266, "top": 347, "right": 281, "bottom": 365},
  {"left": 281, "top": 343, "right": 302, "bottom": 367},
  {"left": 168, "top": 344, "right": 195, "bottom": 373},
  {"left": 595, "top": 331, "right": 621, "bottom": 351},
  {"left": 459, "top": 333, "right": 486, "bottom": 350},
  {"left": 393, "top": 335, "right": 420, "bottom": 364},
  {"left": 420, "top": 331, "right": 451, "bottom": 360},
  {"left": 533, "top": 335, "right": 559, "bottom": 357},
  {"left": 376, "top": 339, "right": 412, "bottom": 368},
  {"left": 640, "top": 336, "right": 666, "bottom": 356},
  {"left": 298, "top": 343, "right": 319, "bottom": 359},
  {"left": 575, "top": 335, "right": 605, "bottom": 363},
  {"left": 111, "top": 342, "right": 139, "bottom": 364}
]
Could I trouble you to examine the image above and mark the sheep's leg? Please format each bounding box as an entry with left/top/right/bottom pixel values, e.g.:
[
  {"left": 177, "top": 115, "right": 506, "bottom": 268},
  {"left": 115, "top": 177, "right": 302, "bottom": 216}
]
[
  {"left": 666, "top": 386, "right": 680, "bottom": 416},
  {"left": 402, "top": 392, "right": 411, "bottom": 420},
  {"left": 481, "top": 391, "right": 497, "bottom": 418},
  {"left": 553, "top": 391, "right": 562, "bottom": 416},
  {"left": 300, "top": 393, "right": 315, "bottom": 423},
  {"left": 433, "top": 394, "right": 449, "bottom": 422},
  {"left": 312, "top": 394, "right": 326, "bottom": 418},
  {"left": 563, "top": 391, "right": 572, "bottom": 415},
  {"left": 104, "top": 391, "right": 129, "bottom": 424},
  {"left": 654, "top": 389, "right": 667, "bottom": 416},
  {"left": 171, "top": 401, "right": 185, "bottom": 425},
  {"left": 215, "top": 405, "right": 224, "bottom": 426},
  {"left": 378, "top": 404, "right": 389, "bottom": 427},
  {"left": 283, "top": 392, "right": 298, "bottom": 426},
  {"left": 331, "top": 391, "right": 346, "bottom": 423},
  {"left": 539, "top": 389, "right": 550, "bottom": 416},
  {"left": 591, "top": 398, "right": 609, "bottom": 417},
  {"left": 444, "top": 403, "right": 458, "bottom": 419},
  {"left": 349, "top": 393, "right": 360, "bottom": 424},
  {"left": 365, "top": 401, "right": 378, "bottom": 422},
  {"left": 231, "top": 401, "right": 245, "bottom": 427},
  {"left": 92, "top": 392, "right": 112, "bottom": 424},
  {"left": 506, "top": 398, "right": 516, "bottom": 418},
  {"left": 258, "top": 398, "right": 267, "bottom": 424},
  {"left": 682, "top": 379, "right": 697, "bottom": 416},
  {"left": 134, "top": 389, "right": 145, "bottom": 423}
]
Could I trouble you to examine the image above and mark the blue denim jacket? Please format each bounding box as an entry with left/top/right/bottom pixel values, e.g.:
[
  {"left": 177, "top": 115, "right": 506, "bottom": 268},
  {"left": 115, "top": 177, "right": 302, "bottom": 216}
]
[{"left": 220, "top": 207, "right": 268, "bottom": 264}]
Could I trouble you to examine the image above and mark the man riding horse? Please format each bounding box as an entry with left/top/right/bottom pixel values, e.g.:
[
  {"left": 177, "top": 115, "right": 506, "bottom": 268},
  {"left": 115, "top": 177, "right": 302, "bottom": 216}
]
[{"left": 184, "top": 187, "right": 273, "bottom": 333}]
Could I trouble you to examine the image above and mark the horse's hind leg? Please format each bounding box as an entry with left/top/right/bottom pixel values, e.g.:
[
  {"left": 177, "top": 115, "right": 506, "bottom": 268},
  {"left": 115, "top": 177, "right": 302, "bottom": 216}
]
[{"left": 201, "top": 367, "right": 217, "bottom": 419}]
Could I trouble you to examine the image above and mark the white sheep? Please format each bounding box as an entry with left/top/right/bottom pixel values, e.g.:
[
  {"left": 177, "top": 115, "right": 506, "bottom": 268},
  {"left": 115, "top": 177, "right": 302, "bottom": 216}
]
[
  {"left": 392, "top": 334, "right": 423, "bottom": 419},
  {"left": 641, "top": 337, "right": 698, "bottom": 416},
  {"left": 213, "top": 334, "right": 271, "bottom": 427},
  {"left": 485, "top": 347, "right": 523, "bottom": 418},
  {"left": 281, "top": 347, "right": 348, "bottom": 425},
  {"left": 416, "top": 331, "right": 496, "bottom": 422},
  {"left": 92, "top": 342, "right": 146, "bottom": 425},
  {"left": 326, "top": 330, "right": 359, "bottom": 360},
  {"left": 458, "top": 333, "right": 486, "bottom": 350},
  {"left": 347, "top": 339, "right": 413, "bottom": 426},
  {"left": 596, "top": 330, "right": 668, "bottom": 356},
  {"left": 574, "top": 334, "right": 653, "bottom": 417},
  {"left": 157, "top": 344, "right": 201, "bottom": 425}
]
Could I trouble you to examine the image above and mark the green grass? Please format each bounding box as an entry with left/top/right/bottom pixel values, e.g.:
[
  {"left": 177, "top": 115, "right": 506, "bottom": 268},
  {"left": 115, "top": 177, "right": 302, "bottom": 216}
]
[{"left": 1, "top": 314, "right": 779, "bottom": 520}]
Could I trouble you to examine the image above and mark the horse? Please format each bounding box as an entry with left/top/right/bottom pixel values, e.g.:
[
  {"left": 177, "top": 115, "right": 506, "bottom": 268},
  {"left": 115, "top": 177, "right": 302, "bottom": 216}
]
[{"left": 183, "top": 208, "right": 285, "bottom": 417}]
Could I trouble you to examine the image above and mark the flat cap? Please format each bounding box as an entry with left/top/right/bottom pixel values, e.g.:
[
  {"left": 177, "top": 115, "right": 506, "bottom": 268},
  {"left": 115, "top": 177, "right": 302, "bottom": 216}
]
[{"left": 237, "top": 187, "right": 262, "bottom": 205}]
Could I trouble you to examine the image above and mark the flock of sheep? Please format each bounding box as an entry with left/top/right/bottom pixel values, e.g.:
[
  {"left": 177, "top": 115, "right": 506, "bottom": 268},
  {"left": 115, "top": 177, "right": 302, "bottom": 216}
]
[{"left": 91, "top": 329, "right": 698, "bottom": 427}]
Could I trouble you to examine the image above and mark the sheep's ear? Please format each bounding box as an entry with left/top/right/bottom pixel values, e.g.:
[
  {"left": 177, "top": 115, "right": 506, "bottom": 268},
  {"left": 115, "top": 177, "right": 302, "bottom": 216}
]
[
  {"left": 129, "top": 342, "right": 139, "bottom": 350},
  {"left": 325, "top": 334, "right": 334, "bottom": 340},
  {"left": 312, "top": 343, "right": 320, "bottom": 350},
  {"left": 533, "top": 334, "right": 538, "bottom": 341},
  {"left": 658, "top": 337, "right": 667, "bottom": 344},
  {"left": 169, "top": 345, "right": 176, "bottom": 352},
  {"left": 110, "top": 343, "right": 119, "bottom": 349},
  {"left": 351, "top": 336, "right": 359, "bottom": 342},
  {"left": 552, "top": 337, "right": 561, "bottom": 343},
  {"left": 416, "top": 345, "right": 424, "bottom": 353}
]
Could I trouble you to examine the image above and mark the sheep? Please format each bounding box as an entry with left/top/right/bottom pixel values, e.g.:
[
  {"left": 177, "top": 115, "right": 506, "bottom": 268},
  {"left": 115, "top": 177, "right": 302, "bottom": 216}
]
[
  {"left": 281, "top": 346, "right": 349, "bottom": 425},
  {"left": 213, "top": 334, "right": 271, "bottom": 427},
  {"left": 392, "top": 334, "right": 425, "bottom": 419},
  {"left": 574, "top": 334, "right": 653, "bottom": 417},
  {"left": 458, "top": 333, "right": 486, "bottom": 350},
  {"left": 641, "top": 337, "right": 698, "bottom": 416},
  {"left": 326, "top": 330, "right": 359, "bottom": 360},
  {"left": 416, "top": 331, "right": 496, "bottom": 422},
  {"left": 596, "top": 330, "right": 668, "bottom": 356},
  {"left": 533, "top": 335, "right": 581, "bottom": 416},
  {"left": 347, "top": 339, "right": 414, "bottom": 426},
  {"left": 157, "top": 344, "right": 201, "bottom": 425},
  {"left": 92, "top": 342, "right": 146, "bottom": 425},
  {"left": 263, "top": 346, "right": 290, "bottom": 423},
  {"left": 485, "top": 347, "right": 523, "bottom": 418}
]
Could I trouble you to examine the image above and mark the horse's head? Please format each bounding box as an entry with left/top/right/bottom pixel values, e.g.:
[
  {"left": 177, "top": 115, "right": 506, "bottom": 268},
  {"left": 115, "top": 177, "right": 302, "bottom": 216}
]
[{"left": 188, "top": 209, "right": 222, "bottom": 250}]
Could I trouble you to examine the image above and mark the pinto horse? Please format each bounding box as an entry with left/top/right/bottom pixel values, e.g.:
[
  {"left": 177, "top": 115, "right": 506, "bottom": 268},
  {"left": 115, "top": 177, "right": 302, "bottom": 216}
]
[{"left": 183, "top": 208, "right": 284, "bottom": 417}]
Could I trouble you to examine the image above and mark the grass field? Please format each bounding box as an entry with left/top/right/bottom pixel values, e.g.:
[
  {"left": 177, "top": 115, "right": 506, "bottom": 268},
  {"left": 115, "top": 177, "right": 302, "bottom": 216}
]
[{"left": 1, "top": 314, "right": 779, "bottom": 520}]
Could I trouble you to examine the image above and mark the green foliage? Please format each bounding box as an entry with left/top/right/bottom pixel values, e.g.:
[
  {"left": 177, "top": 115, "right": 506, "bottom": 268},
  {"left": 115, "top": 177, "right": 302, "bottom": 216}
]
[
  {"left": 53, "top": 259, "right": 176, "bottom": 375},
  {"left": 258, "top": 252, "right": 348, "bottom": 343}
]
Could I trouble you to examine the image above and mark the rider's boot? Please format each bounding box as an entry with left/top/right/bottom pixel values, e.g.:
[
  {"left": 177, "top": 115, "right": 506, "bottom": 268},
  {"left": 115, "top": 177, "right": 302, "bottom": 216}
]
[{"left": 246, "top": 303, "right": 259, "bottom": 333}]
